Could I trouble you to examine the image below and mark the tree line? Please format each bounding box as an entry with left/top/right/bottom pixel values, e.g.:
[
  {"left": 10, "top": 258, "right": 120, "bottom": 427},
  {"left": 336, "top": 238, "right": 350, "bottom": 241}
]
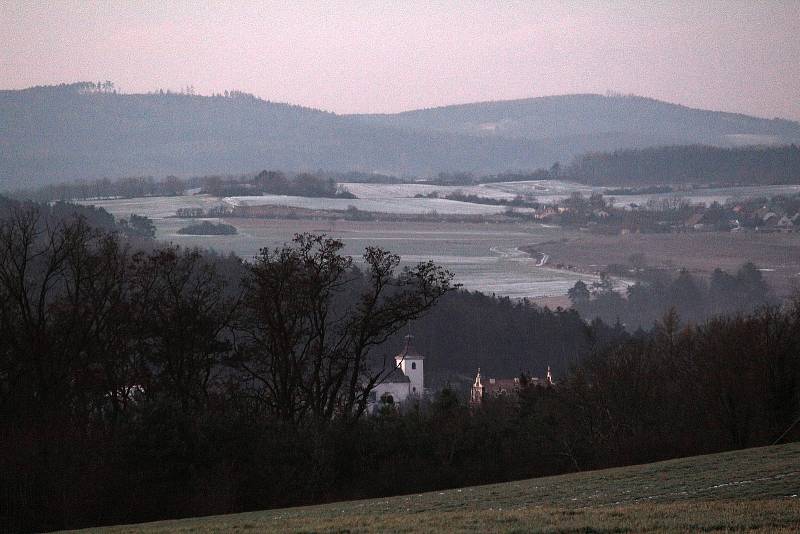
[
  {"left": 9, "top": 144, "right": 800, "bottom": 207},
  {"left": 568, "top": 263, "right": 776, "bottom": 330},
  {"left": 10, "top": 175, "right": 186, "bottom": 203},
  {"left": 569, "top": 144, "right": 800, "bottom": 186},
  {"left": 199, "top": 170, "right": 356, "bottom": 198},
  {"left": 333, "top": 306, "right": 800, "bottom": 501}
]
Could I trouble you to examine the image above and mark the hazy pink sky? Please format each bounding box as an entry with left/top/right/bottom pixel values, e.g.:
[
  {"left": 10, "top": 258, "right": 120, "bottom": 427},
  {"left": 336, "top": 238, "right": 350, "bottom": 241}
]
[{"left": 2, "top": 1, "right": 799, "bottom": 119}]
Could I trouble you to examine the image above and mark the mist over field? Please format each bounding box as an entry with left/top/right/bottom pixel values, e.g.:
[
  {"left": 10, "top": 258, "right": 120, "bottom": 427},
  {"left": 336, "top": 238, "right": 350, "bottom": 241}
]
[{"left": 2, "top": 2, "right": 800, "bottom": 533}]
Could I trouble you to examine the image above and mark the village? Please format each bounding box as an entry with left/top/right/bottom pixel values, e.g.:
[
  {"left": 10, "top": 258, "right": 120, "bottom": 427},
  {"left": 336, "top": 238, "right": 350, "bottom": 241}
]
[
  {"left": 369, "top": 335, "right": 555, "bottom": 414},
  {"left": 536, "top": 190, "right": 800, "bottom": 234}
]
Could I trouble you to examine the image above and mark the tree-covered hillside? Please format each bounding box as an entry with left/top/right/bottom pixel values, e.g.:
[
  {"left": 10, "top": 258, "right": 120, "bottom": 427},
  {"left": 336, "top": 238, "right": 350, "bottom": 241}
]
[
  {"left": 354, "top": 93, "right": 800, "bottom": 145},
  {"left": 0, "top": 83, "right": 551, "bottom": 187},
  {"left": 3, "top": 84, "right": 800, "bottom": 187},
  {"left": 570, "top": 144, "right": 800, "bottom": 186}
]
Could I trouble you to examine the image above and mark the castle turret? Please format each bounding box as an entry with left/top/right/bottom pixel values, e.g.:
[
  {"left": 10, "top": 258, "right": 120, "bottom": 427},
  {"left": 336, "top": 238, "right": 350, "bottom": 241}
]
[
  {"left": 395, "top": 334, "right": 424, "bottom": 396},
  {"left": 470, "top": 368, "right": 484, "bottom": 406}
]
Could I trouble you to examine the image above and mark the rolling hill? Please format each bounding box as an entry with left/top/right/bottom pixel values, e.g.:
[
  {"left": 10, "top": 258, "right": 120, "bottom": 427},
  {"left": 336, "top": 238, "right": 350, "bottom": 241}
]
[
  {"left": 353, "top": 93, "right": 800, "bottom": 145},
  {"left": 76, "top": 442, "right": 800, "bottom": 533},
  {"left": 2, "top": 84, "right": 800, "bottom": 188}
]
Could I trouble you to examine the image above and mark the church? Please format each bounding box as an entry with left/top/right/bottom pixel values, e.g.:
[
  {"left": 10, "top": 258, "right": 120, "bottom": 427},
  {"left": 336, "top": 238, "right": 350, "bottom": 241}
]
[{"left": 368, "top": 334, "right": 425, "bottom": 412}]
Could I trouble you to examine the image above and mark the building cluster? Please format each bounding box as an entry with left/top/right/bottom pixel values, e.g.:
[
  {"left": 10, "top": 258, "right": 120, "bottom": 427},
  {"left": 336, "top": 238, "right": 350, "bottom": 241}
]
[
  {"left": 469, "top": 367, "right": 554, "bottom": 407},
  {"left": 368, "top": 335, "right": 554, "bottom": 413}
]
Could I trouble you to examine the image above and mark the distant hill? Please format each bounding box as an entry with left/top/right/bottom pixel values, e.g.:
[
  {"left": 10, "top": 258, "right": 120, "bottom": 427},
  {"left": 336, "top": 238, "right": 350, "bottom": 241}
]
[
  {"left": 354, "top": 94, "right": 800, "bottom": 145},
  {"left": 2, "top": 83, "right": 800, "bottom": 187}
]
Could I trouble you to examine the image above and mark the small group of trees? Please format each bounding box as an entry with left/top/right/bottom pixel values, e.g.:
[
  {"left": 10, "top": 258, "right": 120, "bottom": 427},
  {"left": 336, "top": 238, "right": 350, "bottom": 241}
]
[
  {"left": 200, "top": 171, "right": 356, "bottom": 199},
  {"left": 415, "top": 191, "right": 540, "bottom": 209},
  {"left": 177, "top": 221, "right": 238, "bottom": 235},
  {"left": 119, "top": 213, "right": 157, "bottom": 238},
  {"left": 568, "top": 262, "right": 774, "bottom": 330},
  {"left": 176, "top": 205, "right": 232, "bottom": 218}
]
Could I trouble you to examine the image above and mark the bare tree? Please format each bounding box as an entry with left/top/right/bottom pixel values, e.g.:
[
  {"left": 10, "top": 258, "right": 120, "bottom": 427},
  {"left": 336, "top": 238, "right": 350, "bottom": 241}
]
[{"left": 234, "top": 234, "right": 454, "bottom": 423}]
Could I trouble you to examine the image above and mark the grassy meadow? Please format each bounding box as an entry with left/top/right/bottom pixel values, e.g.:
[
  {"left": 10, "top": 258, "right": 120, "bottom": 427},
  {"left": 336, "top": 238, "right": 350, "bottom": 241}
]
[{"left": 75, "top": 442, "right": 800, "bottom": 533}]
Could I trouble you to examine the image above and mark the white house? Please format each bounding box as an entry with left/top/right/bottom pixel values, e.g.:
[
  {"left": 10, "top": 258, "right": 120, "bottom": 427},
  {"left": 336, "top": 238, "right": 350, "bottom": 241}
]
[
  {"left": 368, "top": 334, "right": 425, "bottom": 412},
  {"left": 776, "top": 215, "right": 794, "bottom": 231}
]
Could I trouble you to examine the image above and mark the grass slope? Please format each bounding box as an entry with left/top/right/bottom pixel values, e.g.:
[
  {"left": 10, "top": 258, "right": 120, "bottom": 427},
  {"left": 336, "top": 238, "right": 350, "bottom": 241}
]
[{"left": 77, "top": 443, "right": 800, "bottom": 533}]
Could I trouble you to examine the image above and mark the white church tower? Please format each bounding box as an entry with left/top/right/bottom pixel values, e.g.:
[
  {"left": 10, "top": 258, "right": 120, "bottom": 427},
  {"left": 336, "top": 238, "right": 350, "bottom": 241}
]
[{"left": 395, "top": 334, "right": 424, "bottom": 396}]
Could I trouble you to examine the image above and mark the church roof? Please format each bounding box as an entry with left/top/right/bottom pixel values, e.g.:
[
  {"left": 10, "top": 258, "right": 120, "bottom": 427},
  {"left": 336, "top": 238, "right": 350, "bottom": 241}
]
[
  {"left": 395, "top": 334, "right": 424, "bottom": 360},
  {"left": 381, "top": 366, "right": 411, "bottom": 383}
]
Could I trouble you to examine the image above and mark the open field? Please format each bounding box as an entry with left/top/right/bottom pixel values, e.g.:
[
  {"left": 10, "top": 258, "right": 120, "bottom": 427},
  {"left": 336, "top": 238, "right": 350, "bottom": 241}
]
[
  {"left": 75, "top": 442, "right": 800, "bottom": 533},
  {"left": 223, "top": 194, "right": 536, "bottom": 215},
  {"left": 78, "top": 192, "right": 800, "bottom": 299},
  {"left": 77, "top": 196, "right": 600, "bottom": 298},
  {"left": 342, "top": 180, "right": 800, "bottom": 208},
  {"left": 339, "top": 180, "right": 598, "bottom": 202}
]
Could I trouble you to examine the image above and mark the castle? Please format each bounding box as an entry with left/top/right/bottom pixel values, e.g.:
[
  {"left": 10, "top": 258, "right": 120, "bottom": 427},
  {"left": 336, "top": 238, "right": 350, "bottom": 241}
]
[{"left": 470, "top": 366, "right": 554, "bottom": 406}]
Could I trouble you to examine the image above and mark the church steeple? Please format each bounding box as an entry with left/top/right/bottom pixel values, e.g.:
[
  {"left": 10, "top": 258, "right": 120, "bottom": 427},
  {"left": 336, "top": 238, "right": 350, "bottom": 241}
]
[
  {"left": 395, "top": 334, "right": 424, "bottom": 396},
  {"left": 396, "top": 334, "right": 424, "bottom": 360}
]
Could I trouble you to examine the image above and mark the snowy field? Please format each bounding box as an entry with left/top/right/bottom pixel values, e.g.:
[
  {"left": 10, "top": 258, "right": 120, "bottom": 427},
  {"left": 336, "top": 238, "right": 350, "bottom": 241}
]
[
  {"left": 608, "top": 183, "right": 800, "bottom": 207},
  {"left": 77, "top": 195, "right": 225, "bottom": 219},
  {"left": 340, "top": 180, "right": 596, "bottom": 203},
  {"left": 341, "top": 180, "right": 800, "bottom": 207},
  {"left": 223, "top": 194, "right": 534, "bottom": 215}
]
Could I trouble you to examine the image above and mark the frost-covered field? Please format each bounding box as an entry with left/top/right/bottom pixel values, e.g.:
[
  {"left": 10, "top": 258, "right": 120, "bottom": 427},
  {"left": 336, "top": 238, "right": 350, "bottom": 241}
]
[
  {"left": 340, "top": 180, "right": 596, "bottom": 203},
  {"left": 610, "top": 183, "right": 800, "bottom": 207},
  {"left": 223, "top": 194, "right": 534, "bottom": 215},
  {"left": 75, "top": 194, "right": 596, "bottom": 299},
  {"left": 77, "top": 195, "right": 225, "bottom": 219},
  {"left": 341, "top": 180, "right": 800, "bottom": 207},
  {"left": 340, "top": 182, "right": 519, "bottom": 200}
]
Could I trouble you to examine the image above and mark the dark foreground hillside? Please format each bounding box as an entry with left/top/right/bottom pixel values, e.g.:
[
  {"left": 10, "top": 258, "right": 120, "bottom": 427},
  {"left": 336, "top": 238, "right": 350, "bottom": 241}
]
[{"left": 77, "top": 442, "right": 800, "bottom": 533}]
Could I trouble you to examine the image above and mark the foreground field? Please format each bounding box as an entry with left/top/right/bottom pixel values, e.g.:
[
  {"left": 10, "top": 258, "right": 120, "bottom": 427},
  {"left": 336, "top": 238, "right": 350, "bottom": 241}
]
[{"left": 79, "top": 442, "right": 800, "bottom": 533}]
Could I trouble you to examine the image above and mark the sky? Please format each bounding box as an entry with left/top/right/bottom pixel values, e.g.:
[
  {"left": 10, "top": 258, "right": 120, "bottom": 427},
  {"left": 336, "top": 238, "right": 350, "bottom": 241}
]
[{"left": 2, "top": 1, "right": 799, "bottom": 120}]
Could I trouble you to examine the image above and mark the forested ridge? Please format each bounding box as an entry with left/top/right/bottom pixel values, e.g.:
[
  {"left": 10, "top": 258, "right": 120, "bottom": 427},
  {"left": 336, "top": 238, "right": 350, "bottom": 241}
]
[
  {"left": 570, "top": 144, "right": 800, "bottom": 186},
  {"left": 3, "top": 83, "right": 800, "bottom": 187},
  {"left": 1, "top": 198, "right": 799, "bottom": 532},
  {"left": 0, "top": 84, "right": 550, "bottom": 186}
]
